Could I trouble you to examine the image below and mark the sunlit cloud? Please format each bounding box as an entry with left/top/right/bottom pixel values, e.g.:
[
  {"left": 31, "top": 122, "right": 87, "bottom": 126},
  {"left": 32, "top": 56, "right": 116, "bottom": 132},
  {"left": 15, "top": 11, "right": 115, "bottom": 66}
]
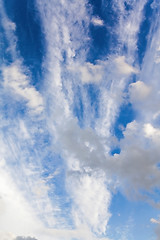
[
  {"left": 0, "top": 0, "right": 160, "bottom": 239},
  {"left": 91, "top": 17, "right": 104, "bottom": 26}
]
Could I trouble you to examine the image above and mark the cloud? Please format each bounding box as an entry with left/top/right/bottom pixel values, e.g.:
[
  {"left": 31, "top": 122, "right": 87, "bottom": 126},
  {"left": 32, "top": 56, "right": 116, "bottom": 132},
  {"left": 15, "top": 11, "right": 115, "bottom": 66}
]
[
  {"left": 1, "top": 0, "right": 160, "bottom": 239},
  {"left": 116, "top": 121, "right": 160, "bottom": 195},
  {"left": 115, "top": 56, "right": 138, "bottom": 75},
  {"left": 114, "top": 0, "right": 148, "bottom": 57},
  {"left": 91, "top": 17, "right": 104, "bottom": 26},
  {"left": 3, "top": 19, "right": 16, "bottom": 31},
  {"left": 79, "top": 62, "right": 103, "bottom": 83},
  {"left": 129, "top": 81, "right": 151, "bottom": 102},
  {"left": 34, "top": 1, "right": 159, "bottom": 238},
  {"left": 150, "top": 218, "right": 160, "bottom": 224},
  {"left": 68, "top": 172, "right": 111, "bottom": 235},
  {"left": 0, "top": 159, "right": 44, "bottom": 237},
  {"left": 150, "top": 218, "right": 160, "bottom": 240},
  {"left": 144, "top": 123, "right": 160, "bottom": 145},
  {"left": 68, "top": 62, "right": 103, "bottom": 84},
  {"left": 0, "top": 232, "right": 16, "bottom": 240},
  {"left": 15, "top": 237, "right": 38, "bottom": 240},
  {"left": 0, "top": 2, "right": 113, "bottom": 239},
  {"left": 2, "top": 63, "right": 44, "bottom": 114}
]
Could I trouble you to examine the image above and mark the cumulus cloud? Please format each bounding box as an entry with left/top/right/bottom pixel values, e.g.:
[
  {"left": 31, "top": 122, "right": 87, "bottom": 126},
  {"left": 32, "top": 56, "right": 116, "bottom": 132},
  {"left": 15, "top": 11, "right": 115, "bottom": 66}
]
[
  {"left": 79, "top": 62, "right": 103, "bottom": 83},
  {"left": 91, "top": 17, "right": 104, "bottom": 26},
  {"left": 114, "top": 121, "right": 160, "bottom": 195},
  {"left": 115, "top": 56, "right": 138, "bottom": 75},
  {"left": 129, "top": 81, "right": 151, "bottom": 102}
]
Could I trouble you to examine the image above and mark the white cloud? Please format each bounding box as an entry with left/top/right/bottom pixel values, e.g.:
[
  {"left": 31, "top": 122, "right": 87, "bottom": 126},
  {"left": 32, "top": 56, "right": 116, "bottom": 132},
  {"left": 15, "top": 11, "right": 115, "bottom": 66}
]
[
  {"left": 33, "top": 2, "right": 155, "bottom": 238},
  {"left": 15, "top": 237, "right": 38, "bottom": 240},
  {"left": 91, "top": 17, "right": 104, "bottom": 26},
  {"left": 115, "top": 56, "right": 138, "bottom": 75},
  {"left": 3, "top": 19, "right": 16, "bottom": 31},
  {"left": 79, "top": 62, "right": 103, "bottom": 83},
  {"left": 108, "top": 120, "right": 160, "bottom": 196},
  {"left": 1, "top": 0, "right": 160, "bottom": 239},
  {"left": 150, "top": 218, "right": 160, "bottom": 224},
  {"left": 68, "top": 172, "right": 111, "bottom": 235},
  {"left": 129, "top": 81, "right": 151, "bottom": 102},
  {"left": 114, "top": 0, "right": 148, "bottom": 58},
  {"left": 0, "top": 159, "right": 43, "bottom": 237},
  {"left": 0, "top": 232, "right": 16, "bottom": 240},
  {"left": 2, "top": 63, "right": 44, "bottom": 114},
  {"left": 143, "top": 123, "right": 160, "bottom": 145},
  {"left": 68, "top": 62, "right": 103, "bottom": 84}
]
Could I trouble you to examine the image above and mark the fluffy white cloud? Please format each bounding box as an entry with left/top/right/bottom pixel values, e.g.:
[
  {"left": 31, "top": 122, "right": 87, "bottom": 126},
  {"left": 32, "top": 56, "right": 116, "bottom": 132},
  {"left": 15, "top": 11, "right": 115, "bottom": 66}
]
[
  {"left": 115, "top": 56, "right": 138, "bottom": 75},
  {"left": 91, "top": 17, "right": 104, "bottom": 26},
  {"left": 129, "top": 81, "right": 151, "bottom": 102},
  {"left": 79, "top": 62, "right": 103, "bottom": 83}
]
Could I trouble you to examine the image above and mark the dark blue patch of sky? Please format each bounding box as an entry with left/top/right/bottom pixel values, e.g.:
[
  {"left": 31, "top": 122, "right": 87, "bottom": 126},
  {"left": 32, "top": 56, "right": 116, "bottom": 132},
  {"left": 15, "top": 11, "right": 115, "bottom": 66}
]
[
  {"left": 137, "top": 0, "right": 154, "bottom": 65},
  {"left": 4, "top": 0, "right": 45, "bottom": 87},
  {"left": 73, "top": 83, "right": 100, "bottom": 128},
  {"left": 113, "top": 103, "right": 135, "bottom": 140},
  {"left": 87, "top": 0, "right": 118, "bottom": 63},
  {"left": 0, "top": 24, "right": 13, "bottom": 64},
  {"left": 73, "top": 86, "right": 84, "bottom": 127},
  {"left": 84, "top": 83, "right": 99, "bottom": 118}
]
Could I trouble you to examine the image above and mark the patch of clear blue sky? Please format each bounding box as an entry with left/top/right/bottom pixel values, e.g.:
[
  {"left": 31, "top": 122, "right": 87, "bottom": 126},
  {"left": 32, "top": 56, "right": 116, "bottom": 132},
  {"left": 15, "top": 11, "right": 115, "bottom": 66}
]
[
  {"left": 4, "top": 0, "right": 45, "bottom": 87},
  {"left": 41, "top": 151, "right": 73, "bottom": 223},
  {"left": 73, "top": 84, "right": 100, "bottom": 128},
  {"left": 113, "top": 102, "right": 135, "bottom": 139},
  {"left": 108, "top": 191, "right": 159, "bottom": 240},
  {"left": 87, "top": 0, "right": 118, "bottom": 63}
]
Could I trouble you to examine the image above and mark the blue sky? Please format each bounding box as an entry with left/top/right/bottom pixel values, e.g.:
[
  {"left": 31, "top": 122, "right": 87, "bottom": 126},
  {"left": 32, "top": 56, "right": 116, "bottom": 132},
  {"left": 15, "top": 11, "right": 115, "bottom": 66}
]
[{"left": 0, "top": 0, "right": 160, "bottom": 240}]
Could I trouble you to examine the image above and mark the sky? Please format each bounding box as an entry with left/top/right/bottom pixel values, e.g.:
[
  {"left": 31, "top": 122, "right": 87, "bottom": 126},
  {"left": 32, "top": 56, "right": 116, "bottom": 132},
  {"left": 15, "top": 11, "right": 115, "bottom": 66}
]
[{"left": 0, "top": 0, "right": 160, "bottom": 239}]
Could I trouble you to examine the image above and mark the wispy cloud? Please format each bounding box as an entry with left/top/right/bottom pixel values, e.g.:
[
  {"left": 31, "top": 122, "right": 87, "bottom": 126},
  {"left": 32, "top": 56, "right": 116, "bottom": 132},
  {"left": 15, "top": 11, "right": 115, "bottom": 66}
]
[
  {"left": 150, "top": 218, "right": 160, "bottom": 224},
  {"left": 2, "top": 62, "right": 44, "bottom": 115},
  {"left": 1, "top": 0, "right": 160, "bottom": 239}
]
